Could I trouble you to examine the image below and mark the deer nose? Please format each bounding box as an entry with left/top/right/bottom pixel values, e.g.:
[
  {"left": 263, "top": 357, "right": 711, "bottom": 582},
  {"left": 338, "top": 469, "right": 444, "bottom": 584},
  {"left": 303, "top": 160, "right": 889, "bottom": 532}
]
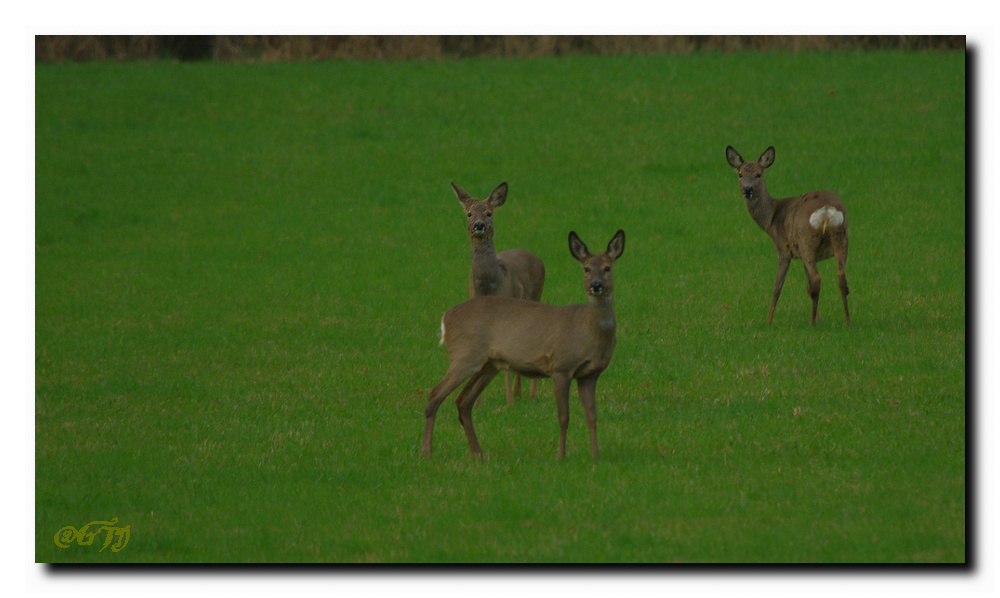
[
  {"left": 590, "top": 282, "right": 604, "bottom": 295},
  {"left": 472, "top": 221, "right": 486, "bottom": 232},
  {"left": 743, "top": 186, "right": 754, "bottom": 196}
]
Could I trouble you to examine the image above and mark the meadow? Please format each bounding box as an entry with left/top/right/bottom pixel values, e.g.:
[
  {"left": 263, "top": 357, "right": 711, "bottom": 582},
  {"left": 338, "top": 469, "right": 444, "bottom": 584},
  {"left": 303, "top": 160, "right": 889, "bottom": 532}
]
[{"left": 35, "top": 50, "right": 966, "bottom": 562}]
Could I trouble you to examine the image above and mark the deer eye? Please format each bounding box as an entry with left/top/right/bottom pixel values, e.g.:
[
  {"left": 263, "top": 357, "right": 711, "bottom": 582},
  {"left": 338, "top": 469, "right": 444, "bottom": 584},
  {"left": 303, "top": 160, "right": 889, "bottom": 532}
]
[
  {"left": 466, "top": 212, "right": 472, "bottom": 218},
  {"left": 755, "top": 173, "right": 761, "bottom": 178},
  {"left": 604, "top": 266, "right": 611, "bottom": 273},
  {"left": 485, "top": 212, "right": 492, "bottom": 217},
  {"left": 584, "top": 267, "right": 591, "bottom": 273}
]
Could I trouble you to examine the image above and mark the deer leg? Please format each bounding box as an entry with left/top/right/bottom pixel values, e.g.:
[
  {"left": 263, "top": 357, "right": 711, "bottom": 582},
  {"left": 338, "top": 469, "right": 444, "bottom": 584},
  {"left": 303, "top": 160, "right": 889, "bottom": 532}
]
[
  {"left": 515, "top": 375, "right": 539, "bottom": 399},
  {"left": 577, "top": 375, "right": 600, "bottom": 460},
  {"left": 456, "top": 364, "right": 500, "bottom": 459},
  {"left": 553, "top": 373, "right": 572, "bottom": 460},
  {"left": 423, "top": 364, "right": 476, "bottom": 457},
  {"left": 802, "top": 259, "right": 822, "bottom": 326},
  {"left": 767, "top": 254, "right": 792, "bottom": 325},
  {"left": 504, "top": 372, "right": 514, "bottom": 405},
  {"left": 833, "top": 236, "right": 850, "bottom": 326}
]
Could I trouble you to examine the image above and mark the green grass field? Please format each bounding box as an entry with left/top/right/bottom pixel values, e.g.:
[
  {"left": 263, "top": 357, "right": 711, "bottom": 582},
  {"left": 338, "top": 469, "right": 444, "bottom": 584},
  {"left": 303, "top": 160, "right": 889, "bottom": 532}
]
[{"left": 35, "top": 50, "right": 965, "bottom": 563}]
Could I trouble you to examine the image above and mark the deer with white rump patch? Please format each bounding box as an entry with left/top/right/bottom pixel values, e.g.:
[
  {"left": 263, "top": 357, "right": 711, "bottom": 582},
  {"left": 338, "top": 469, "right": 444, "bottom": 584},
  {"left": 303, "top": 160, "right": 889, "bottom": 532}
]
[
  {"left": 725, "top": 146, "right": 850, "bottom": 326},
  {"left": 422, "top": 229, "right": 625, "bottom": 460},
  {"left": 452, "top": 181, "right": 545, "bottom": 403}
]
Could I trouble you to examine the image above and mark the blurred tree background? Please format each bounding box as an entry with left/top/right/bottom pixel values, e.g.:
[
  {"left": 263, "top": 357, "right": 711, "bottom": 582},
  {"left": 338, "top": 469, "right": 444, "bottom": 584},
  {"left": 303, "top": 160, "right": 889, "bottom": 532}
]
[{"left": 35, "top": 35, "right": 965, "bottom": 62}]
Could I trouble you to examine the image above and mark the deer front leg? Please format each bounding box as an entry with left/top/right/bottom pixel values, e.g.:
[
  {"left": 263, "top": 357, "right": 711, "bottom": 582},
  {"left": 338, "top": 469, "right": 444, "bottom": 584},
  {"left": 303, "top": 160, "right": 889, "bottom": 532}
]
[
  {"left": 504, "top": 372, "right": 515, "bottom": 405},
  {"left": 767, "top": 254, "right": 792, "bottom": 325},
  {"left": 577, "top": 375, "right": 600, "bottom": 460},
  {"left": 552, "top": 373, "right": 572, "bottom": 460},
  {"left": 512, "top": 375, "right": 538, "bottom": 400}
]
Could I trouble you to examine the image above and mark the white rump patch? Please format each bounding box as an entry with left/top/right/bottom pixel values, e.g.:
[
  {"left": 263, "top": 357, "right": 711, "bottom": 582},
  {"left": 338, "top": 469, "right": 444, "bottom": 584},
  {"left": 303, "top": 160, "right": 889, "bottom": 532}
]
[
  {"left": 439, "top": 318, "right": 446, "bottom": 346},
  {"left": 809, "top": 206, "right": 844, "bottom": 231}
]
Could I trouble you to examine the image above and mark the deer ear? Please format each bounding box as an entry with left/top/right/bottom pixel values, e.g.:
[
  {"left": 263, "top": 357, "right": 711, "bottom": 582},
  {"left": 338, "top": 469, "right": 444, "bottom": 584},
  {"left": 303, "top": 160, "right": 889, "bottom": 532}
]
[
  {"left": 606, "top": 229, "right": 625, "bottom": 261},
  {"left": 759, "top": 146, "right": 775, "bottom": 169},
  {"left": 568, "top": 231, "right": 590, "bottom": 261},
  {"left": 487, "top": 182, "right": 508, "bottom": 208},
  {"left": 725, "top": 146, "right": 744, "bottom": 169},
  {"left": 451, "top": 182, "right": 472, "bottom": 204}
]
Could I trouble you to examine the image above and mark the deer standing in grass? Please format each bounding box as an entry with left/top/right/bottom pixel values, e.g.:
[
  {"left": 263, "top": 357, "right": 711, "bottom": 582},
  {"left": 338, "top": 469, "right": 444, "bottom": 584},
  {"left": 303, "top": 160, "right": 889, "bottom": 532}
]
[
  {"left": 452, "top": 181, "right": 545, "bottom": 404},
  {"left": 422, "top": 229, "right": 625, "bottom": 460},
  {"left": 725, "top": 146, "right": 850, "bottom": 326}
]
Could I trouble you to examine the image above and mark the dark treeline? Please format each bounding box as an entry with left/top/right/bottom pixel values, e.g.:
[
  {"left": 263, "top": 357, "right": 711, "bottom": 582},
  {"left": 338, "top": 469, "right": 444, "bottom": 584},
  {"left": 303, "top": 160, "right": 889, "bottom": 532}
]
[{"left": 36, "top": 35, "right": 965, "bottom": 62}]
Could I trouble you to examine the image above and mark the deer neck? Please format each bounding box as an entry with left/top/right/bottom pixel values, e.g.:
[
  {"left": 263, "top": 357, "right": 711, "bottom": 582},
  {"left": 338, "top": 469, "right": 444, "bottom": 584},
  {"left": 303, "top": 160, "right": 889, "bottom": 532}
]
[
  {"left": 745, "top": 185, "right": 777, "bottom": 233},
  {"left": 469, "top": 238, "right": 503, "bottom": 295},
  {"left": 586, "top": 294, "right": 617, "bottom": 337}
]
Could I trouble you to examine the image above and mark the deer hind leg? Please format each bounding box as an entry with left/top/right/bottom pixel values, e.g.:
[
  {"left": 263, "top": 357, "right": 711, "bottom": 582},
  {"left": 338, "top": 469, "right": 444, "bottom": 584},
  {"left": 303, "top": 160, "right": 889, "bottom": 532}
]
[
  {"left": 832, "top": 233, "right": 850, "bottom": 326},
  {"left": 552, "top": 373, "right": 572, "bottom": 460},
  {"left": 423, "top": 365, "right": 475, "bottom": 457},
  {"left": 802, "top": 258, "right": 822, "bottom": 326},
  {"left": 456, "top": 363, "right": 500, "bottom": 458},
  {"left": 768, "top": 254, "right": 792, "bottom": 325}
]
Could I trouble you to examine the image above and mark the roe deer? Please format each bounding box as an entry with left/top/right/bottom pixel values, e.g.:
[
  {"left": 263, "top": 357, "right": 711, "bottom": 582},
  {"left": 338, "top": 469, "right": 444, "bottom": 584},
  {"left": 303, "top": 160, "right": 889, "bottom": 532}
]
[
  {"left": 725, "top": 146, "right": 850, "bottom": 326},
  {"left": 452, "top": 181, "right": 546, "bottom": 403},
  {"left": 422, "top": 229, "right": 625, "bottom": 460}
]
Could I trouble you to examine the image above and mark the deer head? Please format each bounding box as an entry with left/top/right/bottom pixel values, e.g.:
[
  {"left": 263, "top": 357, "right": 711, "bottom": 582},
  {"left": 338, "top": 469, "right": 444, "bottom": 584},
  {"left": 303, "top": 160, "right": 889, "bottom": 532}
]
[
  {"left": 452, "top": 181, "right": 508, "bottom": 242},
  {"left": 726, "top": 145, "right": 774, "bottom": 200}
]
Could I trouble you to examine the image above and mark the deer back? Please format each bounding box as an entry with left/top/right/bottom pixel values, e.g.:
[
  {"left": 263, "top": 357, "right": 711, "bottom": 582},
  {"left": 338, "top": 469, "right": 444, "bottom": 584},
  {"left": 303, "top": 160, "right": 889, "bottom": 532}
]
[{"left": 442, "top": 229, "right": 623, "bottom": 380}]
